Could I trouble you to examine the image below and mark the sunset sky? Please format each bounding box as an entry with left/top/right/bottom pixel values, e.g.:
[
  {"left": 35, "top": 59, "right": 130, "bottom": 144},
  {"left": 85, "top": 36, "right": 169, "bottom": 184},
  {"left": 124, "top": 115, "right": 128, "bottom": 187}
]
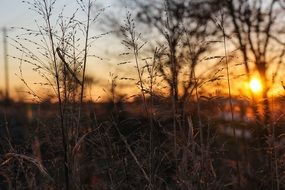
[
  {"left": 0, "top": 0, "right": 284, "bottom": 102},
  {"left": 0, "top": 0, "right": 126, "bottom": 101},
  {"left": 1, "top": 2, "right": 284, "bottom": 189}
]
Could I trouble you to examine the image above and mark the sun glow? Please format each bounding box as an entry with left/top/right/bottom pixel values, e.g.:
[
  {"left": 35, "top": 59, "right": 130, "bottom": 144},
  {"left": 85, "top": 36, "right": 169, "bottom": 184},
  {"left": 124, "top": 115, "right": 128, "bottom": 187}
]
[{"left": 249, "top": 78, "right": 263, "bottom": 93}]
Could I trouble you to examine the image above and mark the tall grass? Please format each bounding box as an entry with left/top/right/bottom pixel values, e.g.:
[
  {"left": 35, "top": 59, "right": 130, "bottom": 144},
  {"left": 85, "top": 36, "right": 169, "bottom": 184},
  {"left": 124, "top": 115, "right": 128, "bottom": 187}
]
[
  {"left": 2, "top": 0, "right": 285, "bottom": 189},
  {"left": 218, "top": 13, "right": 241, "bottom": 187},
  {"left": 4, "top": 0, "right": 106, "bottom": 188}
]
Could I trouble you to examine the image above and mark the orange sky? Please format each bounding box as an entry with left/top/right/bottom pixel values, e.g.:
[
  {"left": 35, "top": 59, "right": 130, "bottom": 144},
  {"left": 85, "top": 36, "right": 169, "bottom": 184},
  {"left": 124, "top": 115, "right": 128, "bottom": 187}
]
[{"left": 1, "top": 1, "right": 285, "bottom": 102}]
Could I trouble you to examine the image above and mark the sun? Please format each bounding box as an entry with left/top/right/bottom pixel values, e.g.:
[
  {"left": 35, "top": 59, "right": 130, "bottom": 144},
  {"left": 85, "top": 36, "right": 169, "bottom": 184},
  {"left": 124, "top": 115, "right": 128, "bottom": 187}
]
[{"left": 249, "top": 78, "right": 263, "bottom": 93}]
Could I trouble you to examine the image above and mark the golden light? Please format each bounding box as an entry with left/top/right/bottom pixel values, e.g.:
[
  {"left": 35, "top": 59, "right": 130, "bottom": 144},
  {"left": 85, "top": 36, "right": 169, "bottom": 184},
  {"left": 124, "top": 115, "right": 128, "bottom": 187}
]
[{"left": 249, "top": 78, "right": 263, "bottom": 93}]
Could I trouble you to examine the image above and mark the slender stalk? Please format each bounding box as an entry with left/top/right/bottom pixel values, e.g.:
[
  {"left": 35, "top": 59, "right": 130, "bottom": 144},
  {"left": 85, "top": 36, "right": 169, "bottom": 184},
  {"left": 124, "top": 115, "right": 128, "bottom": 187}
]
[
  {"left": 221, "top": 17, "right": 241, "bottom": 187},
  {"left": 193, "top": 69, "right": 205, "bottom": 187},
  {"left": 165, "top": 0, "right": 178, "bottom": 165},
  {"left": 131, "top": 26, "right": 153, "bottom": 190},
  {"left": 43, "top": 1, "right": 69, "bottom": 189},
  {"left": 115, "top": 125, "right": 150, "bottom": 183},
  {"left": 77, "top": 0, "right": 92, "bottom": 142},
  {"left": 145, "top": 54, "right": 158, "bottom": 189},
  {"left": 122, "top": 13, "right": 153, "bottom": 188},
  {"left": 271, "top": 88, "right": 280, "bottom": 190}
]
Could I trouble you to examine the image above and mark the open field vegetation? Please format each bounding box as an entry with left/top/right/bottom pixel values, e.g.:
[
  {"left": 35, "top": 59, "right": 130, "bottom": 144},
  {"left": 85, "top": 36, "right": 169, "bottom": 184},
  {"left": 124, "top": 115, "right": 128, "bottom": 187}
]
[{"left": 1, "top": 0, "right": 285, "bottom": 189}]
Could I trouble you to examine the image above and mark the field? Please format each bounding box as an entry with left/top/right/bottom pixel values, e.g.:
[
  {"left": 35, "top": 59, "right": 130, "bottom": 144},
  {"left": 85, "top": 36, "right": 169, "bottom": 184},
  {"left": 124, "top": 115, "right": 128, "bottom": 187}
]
[{"left": 1, "top": 0, "right": 285, "bottom": 189}]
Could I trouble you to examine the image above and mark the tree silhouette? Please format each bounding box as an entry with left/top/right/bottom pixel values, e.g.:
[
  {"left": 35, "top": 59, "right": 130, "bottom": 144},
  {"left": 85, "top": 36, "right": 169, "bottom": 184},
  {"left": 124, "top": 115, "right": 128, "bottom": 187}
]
[
  {"left": 125, "top": 0, "right": 221, "bottom": 114},
  {"left": 223, "top": 0, "right": 285, "bottom": 125}
]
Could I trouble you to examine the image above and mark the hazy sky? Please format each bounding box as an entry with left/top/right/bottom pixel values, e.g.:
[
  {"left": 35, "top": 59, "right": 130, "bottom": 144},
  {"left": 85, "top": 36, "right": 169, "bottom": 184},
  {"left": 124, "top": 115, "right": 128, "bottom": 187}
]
[
  {"left": 0, "top": 0, "right": 33, "bottom": 98},
  {"left": 0, "top": 0, "right": 246, "bottom": 101},
  {"left": 0, "top": 0, "right": 126, "bottom": 100},
  {"left": 0, "top": 0, "right": 258, "bottom": 102}
]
